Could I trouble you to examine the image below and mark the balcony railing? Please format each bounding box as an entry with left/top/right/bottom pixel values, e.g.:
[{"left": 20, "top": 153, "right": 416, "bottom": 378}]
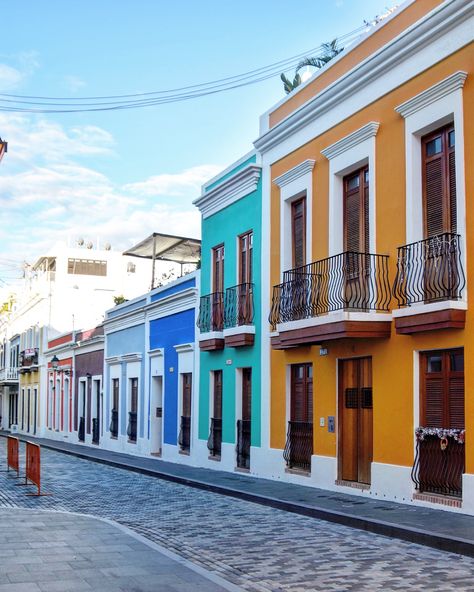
[
  {"left": 269, "top": 252, "right": 391, "bottom": 330},
  {"left": 92, "top": 418, "right": 100, "bottom": 444},
  {"left": 178, "top": 415, "right": 191, "bottom": 452},
  {"left": 393, "top": 233, "right": 465, "bottom": 307},
  {"left": 207, "top": 417, "right": 222, "bottom": 457},
  {"left": 127, "top": 411, "right": 137, "bottom": 442},
  {"left": 20, "top": 349, "right": 39, "bottom": 368},
  {"left": 78, "top": 416, "right": 85, "bottom": 442},
  {"left": 0, "top": 367, "right": 19, "bottom": 382},
  {"left": 109, "top": 409, "right": 118, "bottom": 438},
  {"left": 236, "top": 419, "right": 251, "bottom": 469},
  {"left": 411, "top": 429, "right": 465, "bottom": 498},
  {"left": 197, "top": 292, "right": 224, "bottom": 333},
  {"left": 224, "top": 283, "right": 254, "bottom": 328},
  {"left": 283, "top": 421, "right": 313, "bottom": 471}
]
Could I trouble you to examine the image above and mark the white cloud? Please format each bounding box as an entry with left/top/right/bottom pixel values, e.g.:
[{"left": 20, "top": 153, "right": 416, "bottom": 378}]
[
  {"left": 0, "top": 64, "right": 23, "bottom": 90},
  {"left": 0, "top": 114, "right": 221, "bottom": 272},
  {"left": 123, "top": 164, "right": 221, "bottom": 197}
]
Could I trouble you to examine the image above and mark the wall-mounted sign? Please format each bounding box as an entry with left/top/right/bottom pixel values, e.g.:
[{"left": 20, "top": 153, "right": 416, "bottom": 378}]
[
  {"left": 225, "top": 359, "right": 232, "bottom": 366},
  {"left": 319, "top": 347, "right": 328, "bottom": 356}
]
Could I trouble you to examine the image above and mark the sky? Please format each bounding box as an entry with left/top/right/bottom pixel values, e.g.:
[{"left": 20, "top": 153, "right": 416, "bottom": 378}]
[{"left": 0, "top": 0, "right": 397, "bottom": 288}]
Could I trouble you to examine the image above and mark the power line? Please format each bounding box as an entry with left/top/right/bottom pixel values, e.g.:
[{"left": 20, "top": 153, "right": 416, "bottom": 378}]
[{"left": 0, "top": 25, "right": 370, "bottom": 114}]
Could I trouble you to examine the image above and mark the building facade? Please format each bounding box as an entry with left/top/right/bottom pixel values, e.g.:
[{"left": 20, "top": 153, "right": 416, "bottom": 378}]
[
  {"left": 255, "top": 0, "right": 473, "bottom": 512},
  {"left": 194, "top": 152, "right": 263, "bottom": 472}
]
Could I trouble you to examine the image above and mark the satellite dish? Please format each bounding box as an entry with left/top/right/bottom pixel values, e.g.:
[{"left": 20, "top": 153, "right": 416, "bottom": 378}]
[
  {"left": 104, "top": 242, "right": 111, "bottom": 251},
  {"left": 77, "top": 237, "right": 84, "bottom": 246},
  {"left": 86, "top": 241, "right": 93, "bottom": 249}
]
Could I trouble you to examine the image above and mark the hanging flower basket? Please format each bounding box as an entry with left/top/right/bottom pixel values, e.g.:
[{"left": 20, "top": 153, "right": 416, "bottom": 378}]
[{"left": 415, "top": 426, "right": 465, "bottom": 444}]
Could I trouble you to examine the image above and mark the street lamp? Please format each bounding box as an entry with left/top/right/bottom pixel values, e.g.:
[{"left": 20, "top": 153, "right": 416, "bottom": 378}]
[{"left": 51, "top": 355, "right": 59, "bottom": 371}]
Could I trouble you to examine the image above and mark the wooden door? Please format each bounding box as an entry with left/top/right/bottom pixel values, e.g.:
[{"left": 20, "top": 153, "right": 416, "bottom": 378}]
[
  {"left": 291, "top": 197, "right": 306, "bottom": 269},
  {"left": 242, "top": 368, "right": 252, "bottom": 421},
  {"left": 213, "top": 370, "right": 222, "bottom": 419},
  {"left": 291, "top": 364, "right": 313, "bottom": 422},
  {"left": 182, "top": 373, "right": 192, "bottom": 418},
  {"left": 339, "top": 357, "right": 373, "bottom": 485},
  {"left": 212, "top": 245, "right": 225, "bottom": 293}
]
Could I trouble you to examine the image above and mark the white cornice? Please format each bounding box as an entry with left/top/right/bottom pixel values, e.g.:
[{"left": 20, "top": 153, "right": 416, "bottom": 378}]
[
  {"left": 121, "top": 352, "right": 142, "bottom": 362},
  {"left": 193, "top": 164, "right": 261, "bottom": 219},
  {"left": 103, "top": 308, "right": 145, "bottom": 334},
  {"left": 254, "top": 0, "right": 472, "bottom": 155},
  {"left": 273, "top": 160, "right": 315, "bottom": 188},
  {"left": 148, "top": 347, "right": 164, "bottom": 358},
  {"left": 173, "top": 343, "right": 194, "bottom": 354},
  {"left": 321, "top": 122, "right": 379, "bottom": 160},
  {"left": 395, "top": 71, "right": 468, "bottom": 118},
  {"left": 105, "top": 356, "right": 121, "bottom": 364},
  {"left": 146, "top": 288, "right": 197, "bottom": 322}
]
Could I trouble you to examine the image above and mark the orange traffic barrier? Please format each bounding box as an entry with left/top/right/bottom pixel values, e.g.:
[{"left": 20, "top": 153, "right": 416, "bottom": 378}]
[
  {"left": 7, "top": 436, "right": 19, "bottom": 477},
  {"left": 25, "top": 442, "right": 51, "bottom": 496}
]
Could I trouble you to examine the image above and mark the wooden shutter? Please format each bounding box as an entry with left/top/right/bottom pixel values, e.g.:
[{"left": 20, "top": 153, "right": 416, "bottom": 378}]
[
  {"left": 239, "top": 231, "right": 253, "bottom": 284},
  {"left": 422, "top": 125, "right": 456, "bottom": 238},
  {"left": 242, "top": 368, "right": 252, "bottom": 421},
  {"left": 292, "top": 197, "right": 306, "bottom": 269},
  {"left": 213, "top": 370, "right": 222, "bottom": 419},
  {"left": 212, "top": 245, "right": 224, "bottom": 293},
  {"left": 130, "top": 378, "right": 138, "bottom": 413},
  {"left": 421, "top": 349, "right": 464, "bottom": 428},
  {"left": 343, "top": 167, "right": 369, "bottom": 253},
  {"left": 182, "top": 373, "right": 192, "bottom": 417},
  {"left": 291, "top": 364, "right": 312, "bottom": 423}
]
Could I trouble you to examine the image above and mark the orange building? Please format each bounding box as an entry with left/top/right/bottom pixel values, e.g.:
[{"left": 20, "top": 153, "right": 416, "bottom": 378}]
[{"left": 254, "top": 0, "right": 474, "bottom": 512}]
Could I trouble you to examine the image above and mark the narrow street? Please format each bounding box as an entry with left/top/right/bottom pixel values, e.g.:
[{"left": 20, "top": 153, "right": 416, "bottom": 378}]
[{"left": 0, "top": 444, "right": 473, "bottom": 592}]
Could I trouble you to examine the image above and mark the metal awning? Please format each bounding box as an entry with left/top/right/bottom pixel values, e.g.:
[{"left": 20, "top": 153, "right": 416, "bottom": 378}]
[{"left": 123, "top": 232, "right": 201, "bottom": 264}]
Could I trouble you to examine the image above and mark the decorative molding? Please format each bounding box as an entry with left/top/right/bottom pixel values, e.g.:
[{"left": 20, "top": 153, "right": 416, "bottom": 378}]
[
  {"left": 105, "top": 356, "right": 121, "bottom": 365},
  {"left": 146, "top": 288, "right": 198, "bottom": 321},
  {"left": 254, "top": 1, "right": 472, "bottom": 154},
  {"left": 273, "top": 160, "right": 315, "bottom": 188},
  {"left": 121, "top": 352, "right": 142, "bottom": 362},
  {"left": 395, "top": 71, "right": 468, "bottom": 119},
  {"left": 321, "top": 122, "right": 379, "bottom": 160},
  {"left": 147, "top": 347, "right": 164, "bottom": 358},
  {"left": 193, "top": 164, "right": 261, "bottom": 219},
  {"left": 173, "top": 343, "right": 194, "bottom": 354},
  {"left": 103, "top": 308, "right": 146, "bottom": 334}
]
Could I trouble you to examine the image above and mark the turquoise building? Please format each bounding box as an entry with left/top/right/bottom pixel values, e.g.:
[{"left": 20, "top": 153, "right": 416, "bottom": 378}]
[{"left": 194, "top": 151, "right": 262, "bottom": 472}]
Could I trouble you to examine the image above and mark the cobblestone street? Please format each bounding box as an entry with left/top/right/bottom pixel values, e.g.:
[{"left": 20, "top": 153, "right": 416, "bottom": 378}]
[{"left": 1, "top": 444, "right": 474, "bottom": 592}]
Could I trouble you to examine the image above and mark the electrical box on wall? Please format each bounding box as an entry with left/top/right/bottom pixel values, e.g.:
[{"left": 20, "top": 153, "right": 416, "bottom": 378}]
[{"left": 328, "top": 416, "right": 335, "bottom": 433}]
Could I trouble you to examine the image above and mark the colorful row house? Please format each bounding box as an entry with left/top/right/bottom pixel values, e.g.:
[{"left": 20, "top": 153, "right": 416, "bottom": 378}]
[
  {"left": 194, "top": 151, "right": 263, "bottom": 472},
  {"left": 102, "top": 272, "right": 199, "bottom": 461},
  {"left": 254, "top": 0, "right": 473, "bottom": 511}
]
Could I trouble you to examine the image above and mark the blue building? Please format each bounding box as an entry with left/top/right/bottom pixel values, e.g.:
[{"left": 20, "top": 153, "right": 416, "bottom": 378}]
[{"left": 102, "top": 271, "right": 199, "bottom": 461}]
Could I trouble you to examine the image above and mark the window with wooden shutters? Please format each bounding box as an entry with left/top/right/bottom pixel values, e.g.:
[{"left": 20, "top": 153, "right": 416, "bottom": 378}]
[
  {"left": 130, "top": 378, "right": 138, "bottom": 414},
  {"left": 343, "top": 167, "right": 369, "bottom": 253},
  {"left": 212, "top": 245, "right": 225, "bottom": 293},
  {"left": 213, "top": 370, "right": 223, "bottom": 419},
  {"left": 182, "top": 373, "right": 192, "bottom": 417},
  {"left": 422, "top": 125, "right": 456, "bottom": 238},
  {"left": 112, "top": 378, "right": 119, "bottom": 411},
  {"left": 421, "top": 349, "right": 464, "bottom": 429},
  {"left": 242, "top": 368, "right": 252, "bottom": 421},
  {"left": 290, "top": 364, "right": 313, "bottom": 423},
  {"left": 291, "top": 197, "right": 306, "bottom": 269},
  {"left": 239, "top": 231, "right": 253, "bottom": 284}
]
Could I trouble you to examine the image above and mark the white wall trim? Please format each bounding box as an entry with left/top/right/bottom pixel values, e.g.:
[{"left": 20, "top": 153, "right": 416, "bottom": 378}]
[
  {"left": 193, "top": 164, "right": 262, "bottom": 219},
  {"left": 273, "top": 159, "right": 315, "bottom": 188},
  {"left": 174, "top": 343, "right": 194, "bottom": 354},
  {"left": 395, "top": 71, "right": 468, "bottom": 118},
  {"left": 321, "top": 122, "right": 379, "bottom": 160},
  {"left": 148, "top": 347, "right": 164, "bottom": 358}
]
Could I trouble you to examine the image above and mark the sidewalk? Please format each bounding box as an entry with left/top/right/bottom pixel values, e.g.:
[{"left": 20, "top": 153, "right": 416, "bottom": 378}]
[
  {"left": 0, "top": 508, "right": 237, "bottom": 592},
  {"left": 3, "top": 431, "right": 474, "bottom": 558}
]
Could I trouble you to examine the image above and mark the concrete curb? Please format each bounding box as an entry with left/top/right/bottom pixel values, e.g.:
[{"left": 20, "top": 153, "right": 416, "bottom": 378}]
[{"left": 4, "top": 433, "right": 474, "bottom": 559}]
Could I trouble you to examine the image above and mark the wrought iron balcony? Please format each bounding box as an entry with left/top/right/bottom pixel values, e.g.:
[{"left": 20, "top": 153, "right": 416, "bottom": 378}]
[
  {"left": 92, "top": 418, "right": 100, "bottom": 444},
  {"left": 109, "top": 409, "right": 119, "bottom": 438},
  {"left": 236, "top": 419, "right": 251, "bottom": 469},
  {"left": 393, "top": 233, "right": 465, "bottom": 307},
  {"left": 127, "top": 411, "right": 137, "bottom": 442},
  {"left": 269, "top": 252, "right": 391, "bottom": 330},
  {"left": 78, "top": 416, "right": 85, "bottom": 442},
  {"left": 207, "top": 417, "right": 222, "bottom": 457},
  {"left": 283, "top": 421, "right": 313, "bottom": 472},
  {"left": 178, "top": 415, "right": 191, "bottom": 452},
  {"left": 224, "top": 283, "right": 254, "bottom": 328},
  {"left": 197, "top": 292, "right": 224, "bottom": 333},
  {"left": 19, "top": 348, "right": 39, "bottom": 368},
  {"left": 411, "top": 429, "right": 465, "bottom": 498}
]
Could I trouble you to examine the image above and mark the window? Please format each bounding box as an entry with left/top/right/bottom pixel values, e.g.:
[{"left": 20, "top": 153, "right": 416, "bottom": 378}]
[
  {"left": 182, "top": 374, "right": 192, "bottom": 418},
  {"left": 422, "top": 124, "right": 456, "bottom": 238},
  {"left": 67, "top": 258, "right": 107, "bottom": 276},
  {"left": 239, "top": 231, "right": 253, "bottom": 285},
  {"left": 212, "top": 245, "right": 225, "bottom": 293},
  {"left": 421, "top": 348, "right": 464, "bottom": 428},
  {"left": 290, "top": 363, "right": 313, "bottom": 423},
  {"left": 291, "top": 197, "right": 306, "bottom": 269},
  {"left": 128, "top": 377, "right": 138, "bottom": 443},
  {"left": 112, "top": 378, "right": 119, "bottom": 411},
  {"left": 212, "top": 370, "right": 223, "bottom": 420},
  {"left": 343, "top": 167, "right": 369, "bottom": 253},
  {"left": 110, "top": 377, "right": 119, "bottom": 438},
  {"left": 130, "top": 378, "right": 138, "bottom": 415}
]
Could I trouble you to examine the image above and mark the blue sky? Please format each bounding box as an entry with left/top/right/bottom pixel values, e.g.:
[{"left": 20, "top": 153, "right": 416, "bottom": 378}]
[{"left": 0, "top": 0, "right": 395, "bottom": 284}]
